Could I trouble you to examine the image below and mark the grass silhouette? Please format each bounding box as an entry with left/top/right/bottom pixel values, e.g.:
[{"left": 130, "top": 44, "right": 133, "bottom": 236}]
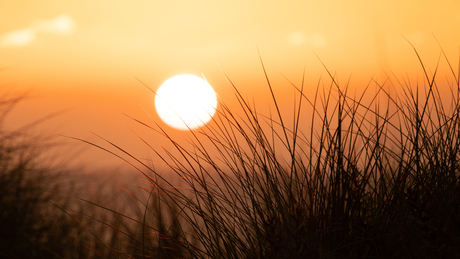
[
  {"left": 0, "top": 93, "right": 85, "bottom": 258},
  {"left": 0, "top": 93, "right": 152, "bottom": 258},
  {"left": 2, "top": 44, "right": 460, "bottom": 258},
  {"left": 71, "top": 44, "right": 460, "bottom": 259}
]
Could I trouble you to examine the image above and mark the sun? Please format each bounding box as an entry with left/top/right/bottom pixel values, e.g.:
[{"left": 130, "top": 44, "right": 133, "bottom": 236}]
[{"left": 155, "top": 74, "right": 217, "bottom": 130}]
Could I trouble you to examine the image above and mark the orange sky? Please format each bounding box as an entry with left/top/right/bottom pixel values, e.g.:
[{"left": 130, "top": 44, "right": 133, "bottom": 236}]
[{"left": 1, "top": 0, "right": 460, "bottom": 170}]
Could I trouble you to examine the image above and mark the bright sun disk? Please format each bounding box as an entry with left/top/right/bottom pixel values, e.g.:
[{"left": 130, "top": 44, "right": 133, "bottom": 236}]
[{"left": 155, "top": 74, "right": 217, "bottom": 130}]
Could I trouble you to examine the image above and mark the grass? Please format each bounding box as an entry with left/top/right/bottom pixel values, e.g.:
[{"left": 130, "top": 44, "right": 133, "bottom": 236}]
[
  {"left": 0, "top": 93, "right": 82, "bottom": 258},
  {"left": 71, "top": 44, "right": 460, "bottom": 258},
  {"left": 0, "top": 92, "right": 157, "bottom": 258},
  {"left": 2, "top": 44, "right": 460, "bottom": 258}
]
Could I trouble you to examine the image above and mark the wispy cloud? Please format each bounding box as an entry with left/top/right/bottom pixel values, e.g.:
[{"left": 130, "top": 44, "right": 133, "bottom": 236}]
[
  {"left": 32, "top": 15, "right": 76, "bottom": 35},
  {"left": 288, "top": 31, "right": 307, "bottom": 45},
  {"left": 0, "top": 29, "right": 36, "bottom": 47},
  {"left": 1, "top": 14, "right": 76, "bottom": 47},
  {"left": 287, "top": 31, "right": 326, "bottom": 47}
]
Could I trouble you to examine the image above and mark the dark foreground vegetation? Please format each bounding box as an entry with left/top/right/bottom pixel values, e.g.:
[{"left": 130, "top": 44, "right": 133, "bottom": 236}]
[
  {"left": 0, "top": 94, "right": 115, "bottom": 258},
  {"left": 2, "top": 46, "right": 460, "bottom": 258}
]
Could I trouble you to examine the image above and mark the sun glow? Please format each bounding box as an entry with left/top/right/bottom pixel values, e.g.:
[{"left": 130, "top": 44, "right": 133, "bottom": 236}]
[{"left": 155, "top": 74, "right": 217, "bottom": 130}]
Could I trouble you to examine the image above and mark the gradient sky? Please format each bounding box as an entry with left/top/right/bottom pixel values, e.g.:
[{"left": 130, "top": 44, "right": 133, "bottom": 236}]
[{"left": 1, "top": 0, "right": 460, "bottom": 169}]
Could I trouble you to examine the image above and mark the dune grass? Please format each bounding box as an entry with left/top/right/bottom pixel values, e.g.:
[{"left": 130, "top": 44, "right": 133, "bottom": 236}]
[
  {"left": 67, "top": 45, "right": 460, "bottom": 259},
  {"left": 0, "top": 94, "right": 82, "bottom": 258},
  {"left": 3, "top": 44, "right": 460, "bottom": 258},
  {"left": 0, "top": 93, "right": 150, "bottom": 258}
]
